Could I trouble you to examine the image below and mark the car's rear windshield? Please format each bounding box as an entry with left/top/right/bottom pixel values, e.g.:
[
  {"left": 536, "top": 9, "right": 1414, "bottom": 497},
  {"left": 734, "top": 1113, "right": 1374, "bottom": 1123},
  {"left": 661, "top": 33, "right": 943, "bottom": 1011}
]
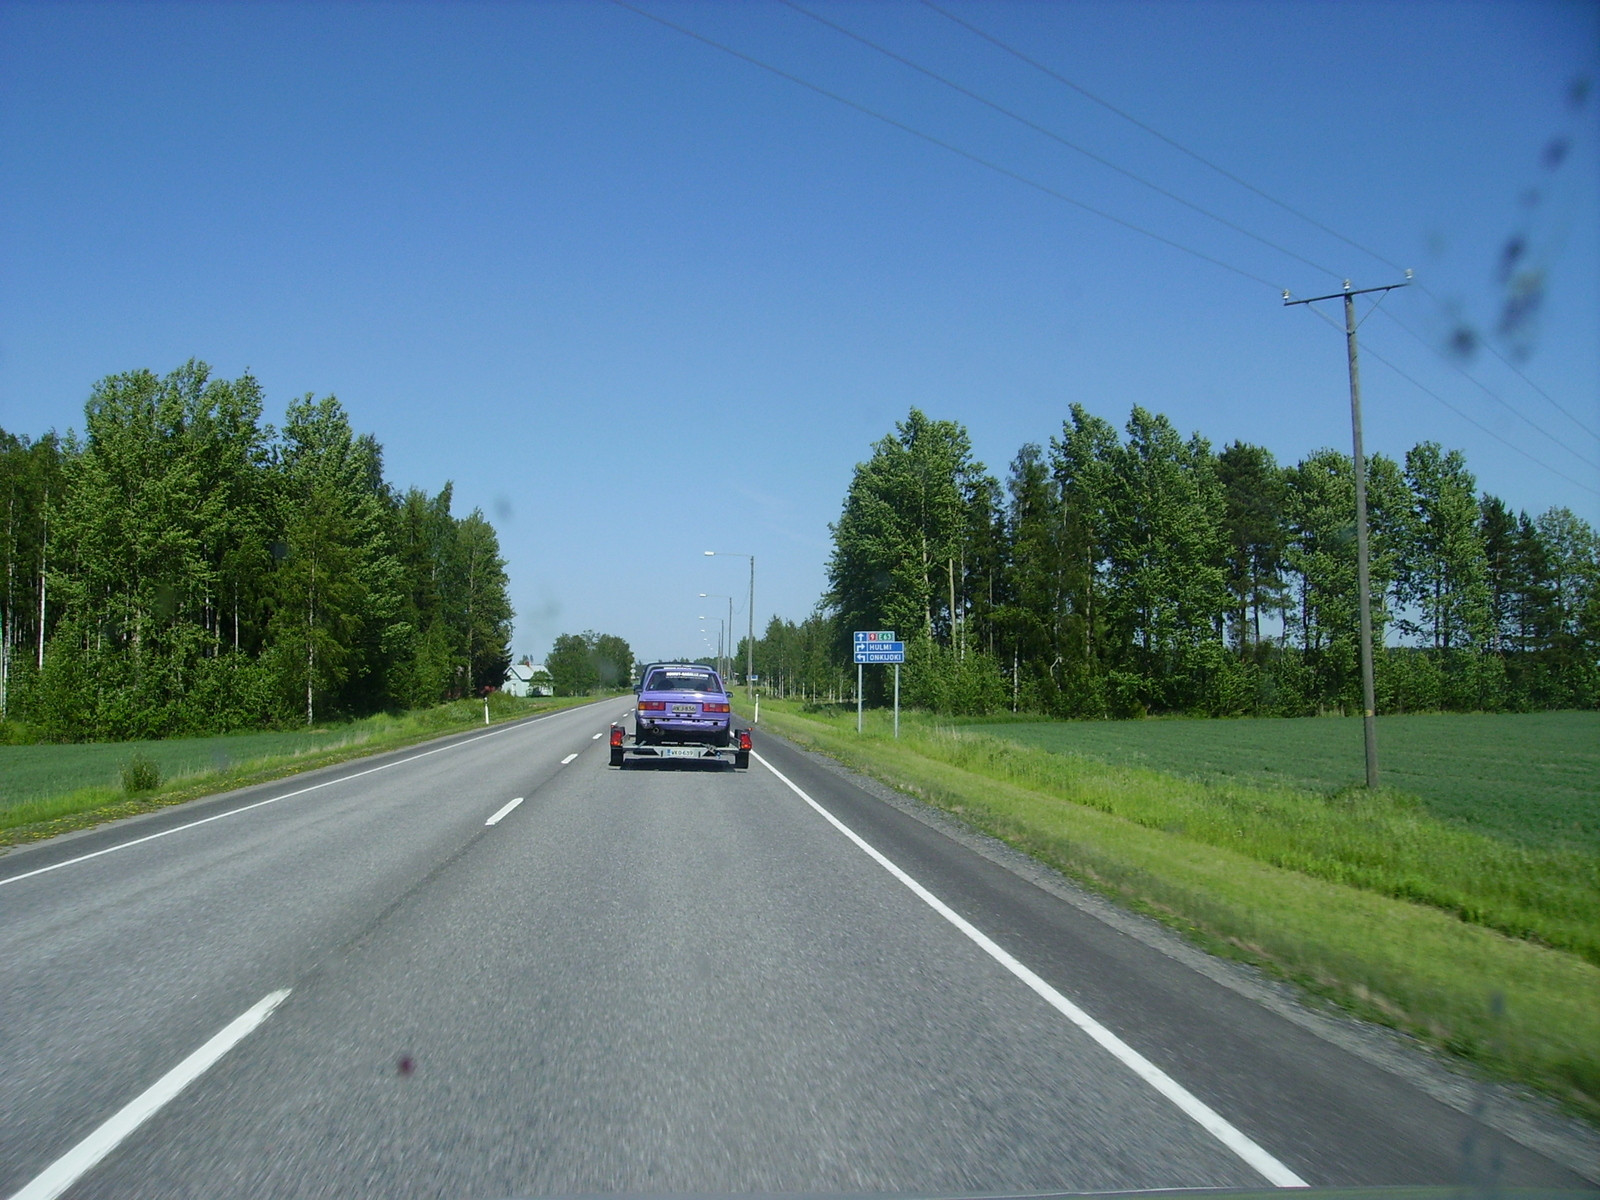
[{"left": 645, "top": 670, "right": 720, "bottom": 693}]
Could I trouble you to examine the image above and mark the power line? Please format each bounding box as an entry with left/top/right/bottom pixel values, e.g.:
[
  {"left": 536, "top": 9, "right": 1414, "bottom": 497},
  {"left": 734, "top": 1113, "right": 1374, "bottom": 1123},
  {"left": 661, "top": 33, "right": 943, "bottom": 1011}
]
[
  {"left": 919, "top": 0, "right": 1409, "bottom": 276},
  {"left": 1376, "top": 307, "right": 1600, "bottom": 469},
  {"left": 1304, "top": 303, "right": 1600, "bottom": 497},
  {"left": 620, "top": 0, "right": 1598, "bottom": 497},
  {"left": 917, "top": 1, "right": 1600, "bottom": 482},
  {"left": 1410, "top": 280, "right": 1600, "bottom": 442},
  {"left": 925, "top": 0, "right": 1600, "bottom": 449},
  {"left": 781, "top": 0, "right": 1344, "bottom": 283},
  {"left": 609, "top": 0, "right": 1284, "bottom": 291}
]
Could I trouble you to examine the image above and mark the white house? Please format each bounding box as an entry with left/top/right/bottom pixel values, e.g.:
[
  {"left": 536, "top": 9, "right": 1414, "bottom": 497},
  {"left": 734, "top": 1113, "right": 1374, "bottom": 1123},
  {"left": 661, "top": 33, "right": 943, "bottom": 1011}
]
[{"left": 503, "top": 661, "right": 553, "bottom": 697}]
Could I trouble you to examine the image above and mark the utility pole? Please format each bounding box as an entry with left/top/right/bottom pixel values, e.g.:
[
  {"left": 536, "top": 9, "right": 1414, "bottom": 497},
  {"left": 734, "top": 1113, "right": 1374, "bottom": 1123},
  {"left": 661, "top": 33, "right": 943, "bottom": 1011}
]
[
  {"left": 704, "top": 551, "right": 755, "bottom": 703},
  {"left": 746, "top": 554, "right": 754, "bottom": 705},
  {"left": 1284, "top": 276, "right": 1408, "bottom": 789}
]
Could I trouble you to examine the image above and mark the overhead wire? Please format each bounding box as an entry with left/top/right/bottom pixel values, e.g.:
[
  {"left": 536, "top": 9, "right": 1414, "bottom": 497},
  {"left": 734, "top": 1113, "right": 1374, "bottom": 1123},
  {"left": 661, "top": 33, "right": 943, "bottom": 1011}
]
[
  {"left": 779, "top": 0, "right": 1344, "bottom": 283},
  {"left": 1299, "top": 302, "right": 1600, "bottom": 497},
  {"left": 617, "top": 0, "right": 1597, "bottom": 494},
  {"left": 918, "top": 0, "right": 1410, "bottom": 276},
  {"left": 1363, "top": 345, "right": 1600, "bottom": 497},
  {"left": 922, "top": 0, "right": 1599, "bottom": 457},
  {"left": 1410, "top": 279, "right": 1600, "bottom": 442},
  {"left": 608, "top": 0, "right": 1284, "bottom": 291},
  {"left": 1376, "top": 307, "right": 1600, "bottom": 466}
]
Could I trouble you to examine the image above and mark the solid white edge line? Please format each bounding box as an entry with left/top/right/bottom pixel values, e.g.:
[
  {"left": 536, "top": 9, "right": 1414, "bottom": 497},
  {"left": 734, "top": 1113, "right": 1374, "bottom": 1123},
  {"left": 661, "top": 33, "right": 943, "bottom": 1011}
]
[
  {"left": 751, "top": 750, "right": 1309, "bottom": 1190},
  {"left": 560, "top": 753, "right": 578, "bottom": 765},
  {"left": 8, "top": 989, "right": 291, "bottom": 1200},
  {"left": 0, "top": 704, "right": 594, "bottom": 889},
  {"left": 485, "top": 796, "right": 525, "bottom": 826}
]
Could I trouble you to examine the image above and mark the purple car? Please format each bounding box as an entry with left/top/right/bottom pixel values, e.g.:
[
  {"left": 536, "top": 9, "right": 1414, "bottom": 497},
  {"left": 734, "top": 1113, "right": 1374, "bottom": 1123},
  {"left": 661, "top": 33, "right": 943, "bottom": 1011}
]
[{"left": 634, "top": 663, "right": 733, "bottom": 746}]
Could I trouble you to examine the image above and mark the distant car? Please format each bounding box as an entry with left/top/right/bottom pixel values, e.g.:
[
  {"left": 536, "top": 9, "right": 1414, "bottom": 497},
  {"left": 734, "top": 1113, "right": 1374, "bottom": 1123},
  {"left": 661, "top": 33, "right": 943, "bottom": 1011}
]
[{"left": 634, "top": 663, "right": 733, "bottom": 746}]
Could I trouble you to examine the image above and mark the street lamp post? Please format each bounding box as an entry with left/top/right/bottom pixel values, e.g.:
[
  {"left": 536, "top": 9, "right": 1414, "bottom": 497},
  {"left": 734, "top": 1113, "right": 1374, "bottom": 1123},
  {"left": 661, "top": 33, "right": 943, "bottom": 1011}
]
[
  {"left": 699, "top": 616, "right": 725, "bottom": 680},
  {"left": 699, "top": 593, "right": 733, "bottom": 685},
  {"left": 704, "top": 551, "right": 754, "bottom": 702}
]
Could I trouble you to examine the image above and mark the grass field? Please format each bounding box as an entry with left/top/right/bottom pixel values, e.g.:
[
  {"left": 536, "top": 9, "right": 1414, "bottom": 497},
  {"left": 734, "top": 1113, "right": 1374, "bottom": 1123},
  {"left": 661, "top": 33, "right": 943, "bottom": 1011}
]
[
  {"left": 0, "top": 728, "right": 368, "bottom": 810},
  {"left": 755, "top": 700, "right": 1600, "bottom": 1123},
  {"left": 0, "top": 692, "right": 603, "bottom": 841},
  {"left": 964, "top": 711, "right": 1600, "bottom": 853}
]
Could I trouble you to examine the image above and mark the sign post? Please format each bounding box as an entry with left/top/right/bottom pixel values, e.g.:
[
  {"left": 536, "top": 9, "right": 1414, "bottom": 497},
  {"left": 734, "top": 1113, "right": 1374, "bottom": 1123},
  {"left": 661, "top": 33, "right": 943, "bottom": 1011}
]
[
  {"left": 853, "top": 630, "right": 906, "bottom": 737},
  {"left": 894, "top": 663, "right": 900, "bottom": 739}
]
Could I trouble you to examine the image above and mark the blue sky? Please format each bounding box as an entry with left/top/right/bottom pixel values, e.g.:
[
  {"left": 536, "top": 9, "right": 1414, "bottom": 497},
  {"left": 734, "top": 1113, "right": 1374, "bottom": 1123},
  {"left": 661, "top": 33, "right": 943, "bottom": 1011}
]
[{"left": 3, "top": 0, "right": 1596, "bottom": 666}]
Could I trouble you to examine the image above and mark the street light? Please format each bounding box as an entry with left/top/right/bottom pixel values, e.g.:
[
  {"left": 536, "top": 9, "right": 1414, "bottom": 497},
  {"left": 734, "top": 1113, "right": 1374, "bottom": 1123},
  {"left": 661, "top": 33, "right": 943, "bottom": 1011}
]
[
  {"left": 699, "top": 616, "right": 725, "bottom": 678},
  {"left": 699, "top": 593, "right": 733, "bottom": 683},
  {"left": 704, "top": 551, "right": 754, "bottom": 702}
]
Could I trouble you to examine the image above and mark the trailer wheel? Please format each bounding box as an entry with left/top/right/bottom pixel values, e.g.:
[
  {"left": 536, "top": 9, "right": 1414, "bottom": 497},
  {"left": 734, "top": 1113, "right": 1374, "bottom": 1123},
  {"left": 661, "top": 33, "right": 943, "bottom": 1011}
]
[
  {"left": 734, "top": 750, "right": 750, "bottom": 770},
  {"left": 610, "top": 748, "right": 625, "bottom": 768}
]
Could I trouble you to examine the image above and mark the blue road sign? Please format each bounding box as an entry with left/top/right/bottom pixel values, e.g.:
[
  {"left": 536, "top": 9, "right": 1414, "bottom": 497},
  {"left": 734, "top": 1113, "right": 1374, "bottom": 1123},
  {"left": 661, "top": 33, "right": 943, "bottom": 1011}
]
[
  {"left": 853, "top": 629, "right": 896, "bottom": 643},
  {"left": 853, "top": 642, "right": 906, "bottom": 664}
]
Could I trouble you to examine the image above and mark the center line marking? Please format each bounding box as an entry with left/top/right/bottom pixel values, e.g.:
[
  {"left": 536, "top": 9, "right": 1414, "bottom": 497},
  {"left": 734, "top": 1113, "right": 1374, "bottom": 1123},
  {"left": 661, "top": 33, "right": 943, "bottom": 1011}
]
[
  {"left": 560, "top": 753, "right": 578, "bottom": 765},
  {"left": 0, "top": 705, "right": 585, "bottom": 888},
  {"left": 485, "top": 796, "right": 524, "bottom": 826},
  {"left": 9, "top": 989, "right": 291, "bottom": 1200},
  {"left": 752, "top": 750, "right": 1308, "bottom": 1189}
]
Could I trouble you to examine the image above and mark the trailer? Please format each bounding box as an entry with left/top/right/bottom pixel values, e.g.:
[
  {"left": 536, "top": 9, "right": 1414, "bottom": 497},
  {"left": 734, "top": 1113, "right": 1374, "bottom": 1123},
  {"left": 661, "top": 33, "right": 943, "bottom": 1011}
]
[{"left": 609, "top": 724, "right": 752, "bottom": 770}]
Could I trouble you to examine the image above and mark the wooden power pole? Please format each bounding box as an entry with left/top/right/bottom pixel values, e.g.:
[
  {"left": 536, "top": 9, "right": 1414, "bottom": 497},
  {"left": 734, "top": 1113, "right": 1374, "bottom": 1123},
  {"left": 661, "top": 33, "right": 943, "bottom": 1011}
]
[{"left": 1284, "top": 276, "right": 1409, "bottom": 789}]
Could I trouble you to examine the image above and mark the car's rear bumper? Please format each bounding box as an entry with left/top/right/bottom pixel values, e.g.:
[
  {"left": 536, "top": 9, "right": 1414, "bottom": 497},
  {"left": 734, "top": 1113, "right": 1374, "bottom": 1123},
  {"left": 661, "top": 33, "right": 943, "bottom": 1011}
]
[{"left": 636, "top": 715, "right": 731, "bottom": 741}]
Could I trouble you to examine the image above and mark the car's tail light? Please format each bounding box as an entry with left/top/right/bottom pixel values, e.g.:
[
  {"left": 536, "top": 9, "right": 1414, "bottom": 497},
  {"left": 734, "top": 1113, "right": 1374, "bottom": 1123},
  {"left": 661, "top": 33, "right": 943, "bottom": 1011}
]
[
  {"left": 638, "top": 701, "right": 666, "bottom": 711},
  {"left": 610, "top": 726, "right": 625, "bottom": 747},
  {"left": 703, "top": 703, "right": 730, "bottom": 713},
  {"left": 737, "top": 729, "right": 752, "bottom": 751}
]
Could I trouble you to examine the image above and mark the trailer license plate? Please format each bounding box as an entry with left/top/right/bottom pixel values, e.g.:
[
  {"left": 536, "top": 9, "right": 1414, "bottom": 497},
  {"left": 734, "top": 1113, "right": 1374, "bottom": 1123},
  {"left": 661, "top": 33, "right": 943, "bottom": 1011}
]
[
  {"left": 660, "top": 746, "right": 707, "bottom": 758},
  {"left": 670, "top": 703, "right": 697, "bottom": 713}
]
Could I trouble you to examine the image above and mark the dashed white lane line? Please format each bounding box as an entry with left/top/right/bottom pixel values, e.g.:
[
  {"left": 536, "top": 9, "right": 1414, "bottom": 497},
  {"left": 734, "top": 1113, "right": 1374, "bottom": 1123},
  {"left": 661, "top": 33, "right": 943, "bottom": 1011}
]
[
  {"left": 485, "top": 797, "right": 524, "bottom": 826},
  {"left": 751, "top": 750, "right": 1309, "bottom": 1190},
  {"left": 560, "top": 753, "right": 579, "bottom": 765},
  {"left": 591, "top": 731, "right": 603, "bottom": 739},
  {"left": 9, "top": 989, "right": 291, "bottom": 1200},
  {"left": 0, "top": 710, "right": 569, "bottom": 889}
]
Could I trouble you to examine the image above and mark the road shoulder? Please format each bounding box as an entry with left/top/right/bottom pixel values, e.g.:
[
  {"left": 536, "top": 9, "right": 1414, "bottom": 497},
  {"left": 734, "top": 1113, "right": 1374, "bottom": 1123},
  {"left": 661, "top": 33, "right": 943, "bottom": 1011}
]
[{"left": 749, "top": 721, "right": 1600, "bottom": 1184}]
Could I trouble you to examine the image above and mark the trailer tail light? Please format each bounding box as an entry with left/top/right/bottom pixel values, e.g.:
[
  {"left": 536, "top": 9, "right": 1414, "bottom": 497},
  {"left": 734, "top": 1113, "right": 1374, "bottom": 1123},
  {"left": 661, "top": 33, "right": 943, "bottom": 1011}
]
[
  {"left": 737, "top": 729, "right": 752, "bottom": 751},
  {"left": 638, "top": 701, "right": 666, "bottom": 711},
  {"left": 703, "top": 703, "right": 730, "bottom": 714},
  {"left": 609, "top": 726, "right": 625, "bottom": 747}
]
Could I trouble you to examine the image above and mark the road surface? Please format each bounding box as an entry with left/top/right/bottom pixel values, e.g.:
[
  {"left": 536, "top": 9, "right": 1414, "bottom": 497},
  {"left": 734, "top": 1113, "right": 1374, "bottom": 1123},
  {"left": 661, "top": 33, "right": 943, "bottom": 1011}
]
[{"left": 1, "top": 699, "right": 1592, "bottom": 1198}]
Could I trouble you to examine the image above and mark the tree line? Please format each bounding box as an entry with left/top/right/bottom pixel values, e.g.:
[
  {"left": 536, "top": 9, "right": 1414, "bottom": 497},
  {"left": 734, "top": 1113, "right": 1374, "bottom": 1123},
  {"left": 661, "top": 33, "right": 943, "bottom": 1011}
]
[
  {"left": 1, "top": 361, "right": 513, "bottom": 740},
  {"left": 743, "top": 406, "right": 1599, "bottom": 717},
  {"left": 544, "top": 631, "right": 635, "bottom": 696}
]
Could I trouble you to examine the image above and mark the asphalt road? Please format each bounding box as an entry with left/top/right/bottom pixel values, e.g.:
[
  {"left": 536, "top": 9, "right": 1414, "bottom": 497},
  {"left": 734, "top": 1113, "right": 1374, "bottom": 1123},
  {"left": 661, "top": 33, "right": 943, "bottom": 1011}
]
[{"left": 0, "top": 699, "right": 1592, "bottom": 1199}]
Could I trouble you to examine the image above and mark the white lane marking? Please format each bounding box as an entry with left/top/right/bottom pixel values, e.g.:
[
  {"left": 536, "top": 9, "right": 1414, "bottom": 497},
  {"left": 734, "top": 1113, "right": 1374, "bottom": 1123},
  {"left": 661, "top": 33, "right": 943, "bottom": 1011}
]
[
  {"left": 560, "top": 753, "right": 579, "bottom": 765},
  {"left": 591, "top": 731, "right": 603, "bottom": 740},
  {"left": 752, "top": 750, "right": 1309, "bottom": 1189},
  {"left": 0, "top": 707, "right": 589, "bottom": 889},
  {"left": 8, "top": 989, "right": 291, "bottom": 1200},
  {"left": 485, "top": 796, "right": 524, "bottom": 826}
]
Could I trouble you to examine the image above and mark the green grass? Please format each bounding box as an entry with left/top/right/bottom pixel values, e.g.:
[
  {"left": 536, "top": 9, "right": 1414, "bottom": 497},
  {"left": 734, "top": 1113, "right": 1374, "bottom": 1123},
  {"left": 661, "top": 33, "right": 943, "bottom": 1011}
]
[
  {"left": 965, "top": 711, "right": 1600, "bottom": 853},
  {"left": 756, "top": 700, "right": 1600, "bottom": 1123},
  {"left": 0, "top": 692, "right": 605, "bottom": 843},
  {"left": 1, "top": 729, "right": 371, "bottom": 809}
]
